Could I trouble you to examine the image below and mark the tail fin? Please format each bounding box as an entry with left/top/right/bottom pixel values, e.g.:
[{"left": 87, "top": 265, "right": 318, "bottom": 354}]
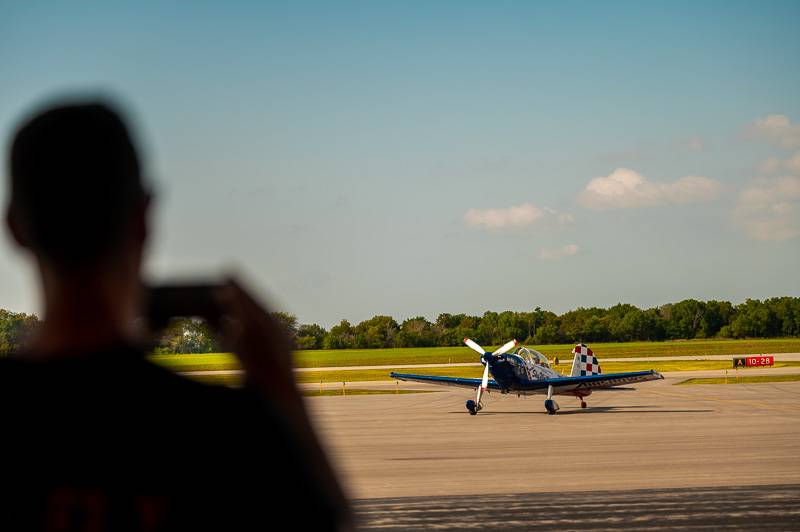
[{"left": 570, "top": 344, "right": 602, "bottom": 376}]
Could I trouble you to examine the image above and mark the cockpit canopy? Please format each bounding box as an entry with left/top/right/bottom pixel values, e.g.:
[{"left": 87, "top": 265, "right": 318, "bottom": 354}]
[{"left": 514, "top": 346, "right": 550, "bottom": 368}]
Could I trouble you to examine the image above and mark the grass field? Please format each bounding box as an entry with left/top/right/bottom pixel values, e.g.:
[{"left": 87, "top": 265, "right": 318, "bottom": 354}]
[
  {"left": 301, "top": 389, "right": 435, "bottom": 397},
  {"left": 293, "top": 360, "right": 800, "bottom": 384},
  {"left": 149, "top": 338, "right": 800, "bottom": 373},
  {"left": 181, "top": 359, "right": 800, "bottom": 387},
  {"left": 678, "top": 374, "right": 800, "bottom": 385}
]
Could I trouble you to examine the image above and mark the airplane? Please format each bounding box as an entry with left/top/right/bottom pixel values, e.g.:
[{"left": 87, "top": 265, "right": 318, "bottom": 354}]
[{"left": 390, "top": 338, "right": 663, "bottom": 415}]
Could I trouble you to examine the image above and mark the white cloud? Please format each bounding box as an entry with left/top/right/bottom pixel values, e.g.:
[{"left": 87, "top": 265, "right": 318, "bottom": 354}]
[
  {"left": 746, "top": 114, "right": 800, "bottom": 150},
  {"left": 578, "top": 168, "right": 721, "bottom": 210},
  {"left": 759, "top": 152, "right": 800, "bottom": 175},
  {"left": 735, "top": 176, "right": 800, "bottom": 241},
  {"left": 538, "top": 244, "right": 579, "bottom": 261},
  {"left": 464, "top": 203, "right": 571, "bottom": 230}
]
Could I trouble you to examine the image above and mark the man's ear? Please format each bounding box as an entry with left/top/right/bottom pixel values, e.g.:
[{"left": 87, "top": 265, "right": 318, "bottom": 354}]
[{"left": 6, "top": 204, "right": 31, "bottom": 249}]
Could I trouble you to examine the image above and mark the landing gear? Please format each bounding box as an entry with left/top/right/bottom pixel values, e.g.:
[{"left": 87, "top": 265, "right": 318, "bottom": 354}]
[
  {"left": 581, "top": 400, "right": 587, "bottom": 409},
  {"left": 466, "top": 400, "right": 482, "bottom": 415},
  {"left": 544, "top": 384, "right": 560, "bottom": 415}
]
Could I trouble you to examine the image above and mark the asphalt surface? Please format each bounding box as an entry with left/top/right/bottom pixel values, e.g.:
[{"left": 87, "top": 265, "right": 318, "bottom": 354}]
[
  {"left": 305, "top": 373, "right": 800, "bottom": 529},
  {"left": 353, "top": 484, "right": 800, "bottom": 530}
]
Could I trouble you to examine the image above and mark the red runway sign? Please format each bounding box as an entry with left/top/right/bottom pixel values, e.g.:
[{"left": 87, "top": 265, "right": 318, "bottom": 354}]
[{"left": 745, "top": 355, "right": 774, "bottom": 367}]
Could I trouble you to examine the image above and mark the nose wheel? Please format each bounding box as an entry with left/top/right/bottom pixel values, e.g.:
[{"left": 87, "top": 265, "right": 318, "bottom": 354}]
[
  {"left": 466, "top": 400, "right": 482, "bottom": 415},
  {"left": 581, "top": 400, "right": 587, "bottom": 409}
]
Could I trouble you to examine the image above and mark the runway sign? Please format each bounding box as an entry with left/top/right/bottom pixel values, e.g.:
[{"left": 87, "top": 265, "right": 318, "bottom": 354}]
[{"left": 745, "top": 355, "right": 774, "bottom": 367}]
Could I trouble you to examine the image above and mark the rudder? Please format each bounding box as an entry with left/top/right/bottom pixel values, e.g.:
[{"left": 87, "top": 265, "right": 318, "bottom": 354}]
[{"left": 570, "top": 344, "right": 602, "bottom": 376}]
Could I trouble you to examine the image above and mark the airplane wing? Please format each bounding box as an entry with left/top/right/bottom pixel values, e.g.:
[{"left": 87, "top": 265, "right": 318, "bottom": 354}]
[
  {"left": 390, "top": 372, "right": 503, "bottom": 391},
  {"left": 526, "top": 370, "right": 663, "bottom": 394}
]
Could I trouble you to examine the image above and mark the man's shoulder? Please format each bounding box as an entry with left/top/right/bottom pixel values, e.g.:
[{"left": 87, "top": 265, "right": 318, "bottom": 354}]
[{"left": 0, "top": 347, "right": 258, "bottom": 415}]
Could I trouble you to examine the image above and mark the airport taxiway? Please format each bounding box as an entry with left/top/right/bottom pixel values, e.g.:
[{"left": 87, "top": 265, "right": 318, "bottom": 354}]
[{"left": 305, "top": 374, "right": 800, "bottom": 528}]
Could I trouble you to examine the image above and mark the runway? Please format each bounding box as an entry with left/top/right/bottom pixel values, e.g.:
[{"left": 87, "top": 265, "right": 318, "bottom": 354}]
[
  {"left": 305, "top": 375, "right": 800, "bottom": 528},
  {"left": 353, "top": 484, "right": 800, "bottom": 530}
]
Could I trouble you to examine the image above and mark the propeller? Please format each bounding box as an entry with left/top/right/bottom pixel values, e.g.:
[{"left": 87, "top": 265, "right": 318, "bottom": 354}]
[{"left": 463, "top": 338, "right": 517, "bottom": 411}]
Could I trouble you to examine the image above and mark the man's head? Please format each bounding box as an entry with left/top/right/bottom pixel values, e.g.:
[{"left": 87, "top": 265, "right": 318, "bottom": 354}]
[{"left": 6, "top": 101, "right": 149, "bottom": 270}]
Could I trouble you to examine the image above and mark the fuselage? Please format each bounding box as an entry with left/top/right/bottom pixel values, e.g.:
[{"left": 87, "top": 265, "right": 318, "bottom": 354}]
[
  {"left": 487, "top": 353, "right": 560, "bottom": 388},
  {"left": 487, "top": 353, "right": 593, "bottom": 397}
]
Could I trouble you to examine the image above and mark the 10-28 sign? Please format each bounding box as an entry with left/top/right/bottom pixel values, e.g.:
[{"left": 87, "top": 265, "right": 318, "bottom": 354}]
[
  {"left": 733, "top": 355, "right": 774, "bottom": 368},
  {"left": 745, "top": 355, "right": 774, "bottom": 367}
]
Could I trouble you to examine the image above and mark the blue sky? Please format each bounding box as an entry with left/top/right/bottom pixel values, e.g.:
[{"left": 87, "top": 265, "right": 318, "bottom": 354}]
[{"left": 2, "top": 1, "right": 799, "bottom": 326}]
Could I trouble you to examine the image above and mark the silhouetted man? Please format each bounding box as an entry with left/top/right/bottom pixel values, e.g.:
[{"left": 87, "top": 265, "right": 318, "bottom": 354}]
[{"left": 2, "top": 101, "right": 350, "bottom": 531}]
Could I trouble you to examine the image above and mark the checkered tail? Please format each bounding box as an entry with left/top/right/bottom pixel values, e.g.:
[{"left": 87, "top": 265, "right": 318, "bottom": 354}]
[{"left": 570, "top": 344, "right": 602, "bottom": 376}]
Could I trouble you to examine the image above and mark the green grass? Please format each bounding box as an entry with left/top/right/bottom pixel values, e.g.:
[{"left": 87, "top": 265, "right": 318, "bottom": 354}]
[
  {"left": 186, "top": 372, "right": 243, "bottom": 387},
  {"left": 678, "top": 374, "right": 800, "bottom": 385},
  {"left": 601, "top": 360, "right": 800, "bottom": 373},
  {"left": 302, "top": 389, "right": 435, "bottom": 397},
  {"left": 292, "top": 339, "right": 800, "bottom": 367},
  {"left": 181, "top": 359, "right": 800, "bottom": 387},
  {"left": 185, "top": 370, "right": 439, "bottom": 391},
  {"left": 150, "top": 353, "right": 239, "bottom": 372},
  {"left": 294, "top": 360, "right": 800, "bottom": 384},
  {"left": 149, "top": 338, "right": 800, "bottom": 373},
  {"left": 294, "top": 338, "right": 800, "bottom": 367}
]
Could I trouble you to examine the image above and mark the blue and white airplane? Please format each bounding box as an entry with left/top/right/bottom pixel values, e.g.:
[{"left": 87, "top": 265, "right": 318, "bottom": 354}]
[{"left": 391, "top": 338, "right": 663, "bottom": 415}]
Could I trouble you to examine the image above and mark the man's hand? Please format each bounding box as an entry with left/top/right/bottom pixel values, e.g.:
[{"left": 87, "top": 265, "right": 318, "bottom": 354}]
[
  {"left": 216, "top": 277, "right": 352, "bottom": 529},
  {"left": 218, "top": 278, "right": 302, "bottom": 410}
]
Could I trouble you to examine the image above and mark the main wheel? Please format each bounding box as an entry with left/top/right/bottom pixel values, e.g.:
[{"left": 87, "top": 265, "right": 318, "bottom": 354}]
[{"left": 466, "top": 400, "right": 478, "bottom": 415}]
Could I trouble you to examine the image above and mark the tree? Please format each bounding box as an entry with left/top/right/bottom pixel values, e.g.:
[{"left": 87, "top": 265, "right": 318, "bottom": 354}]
[
  {"left": 324, "top": 320, "right": 355, "bottom": 349},
  {"left": 396, "top": 317, "right": 436, "bottom": 348},
  {"left": 764, "top": 297, "right": 800, "bottom": 337},
  {"left": 702, "top": 300, "right": 734, "bottom": 338},
  {"left": 533, "top": 324, "right": 561, "bottom": 345},
  {"left": 0, "top": 310, "right": 40, "bottom": 355},
  {"left": 156, "top": 318, "right": 219, "bottom": 354},
  {"left": 271, "top": 312, "right": 299, "bottom": 347},
  {"left": 353, "top": 316, "right": 399, "bottom": 349},
  {"left": 729, "top": 299, "right": 770, "bottom": 338},
  {"left": 296, "top": 323, "right": 327, "bottom": 350},
  {"left": 495, "top": 311, "right": 529, "bottom": 343},
  {"left": 664, "top": 299, "right": 705, "bottom": 339}
]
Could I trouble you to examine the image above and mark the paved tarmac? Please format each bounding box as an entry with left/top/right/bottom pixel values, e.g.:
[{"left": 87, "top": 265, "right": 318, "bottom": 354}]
[
  {"left": 353, "top": 484, "right": 800, "bottom": 530},
  {"left": 305, "top": 374, "right": 800, "bottom": 529}
]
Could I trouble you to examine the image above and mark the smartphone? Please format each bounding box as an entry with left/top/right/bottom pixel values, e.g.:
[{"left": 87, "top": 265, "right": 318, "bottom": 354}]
[{"left": 145, "top": 284, "right": 224, "bottom": 330}]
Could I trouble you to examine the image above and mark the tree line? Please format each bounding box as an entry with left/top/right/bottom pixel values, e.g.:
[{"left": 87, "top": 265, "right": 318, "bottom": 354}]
[{"left": 1, "top": 297, "right": 799, "bottom": 355}]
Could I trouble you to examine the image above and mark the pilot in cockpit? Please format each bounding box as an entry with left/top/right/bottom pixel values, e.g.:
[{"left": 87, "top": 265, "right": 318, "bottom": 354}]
[{"left": 516, "top": 347, "right": 550, "bottom": 369}]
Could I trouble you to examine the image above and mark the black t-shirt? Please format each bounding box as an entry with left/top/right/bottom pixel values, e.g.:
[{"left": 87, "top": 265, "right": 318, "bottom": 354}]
[{"left": 0, "top": 346, "right": 340, "bottom": 531}]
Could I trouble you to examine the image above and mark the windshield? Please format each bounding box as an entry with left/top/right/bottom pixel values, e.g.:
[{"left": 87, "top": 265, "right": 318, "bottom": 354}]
[{"left": 515, "top": 347, "right": 550, "bottom": 368}]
